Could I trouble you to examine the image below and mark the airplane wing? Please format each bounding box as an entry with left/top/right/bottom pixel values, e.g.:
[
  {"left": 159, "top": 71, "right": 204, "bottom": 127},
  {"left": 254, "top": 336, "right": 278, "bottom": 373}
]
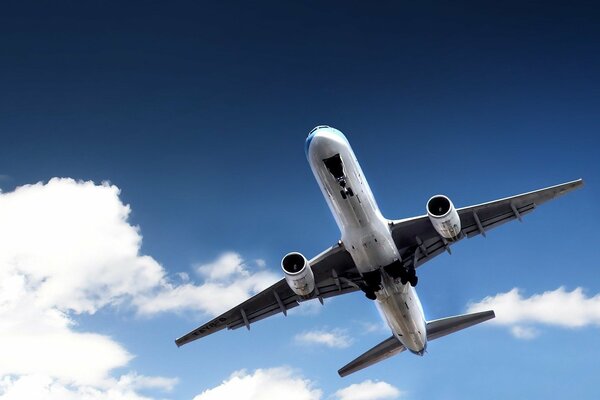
[
  {"left": 389, "top": 179, "right": 583, "bottom": 271},
  {"left": 175, "top": 244, "right": 362, "bottom": 347}
]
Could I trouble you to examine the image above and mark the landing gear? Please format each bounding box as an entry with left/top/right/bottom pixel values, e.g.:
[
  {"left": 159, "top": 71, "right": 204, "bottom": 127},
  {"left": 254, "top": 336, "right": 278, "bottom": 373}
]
[
  {"left": 409, "top": 273, "right": 418, "bottom": 287},
  {"left": 340, "top": 187, "right": 354, "bottom": 199},
  {"left": 339, "top": 179, "right": 354, "bottom": 199},
  {"left": 322, "top": 154, "right": 355, "bottom": 200},
  {"left": 384, "top": 260, "right": 418, "bottom": 287},
  {"left": 360, "top": 269, "right": 382, "bottom": 300}
]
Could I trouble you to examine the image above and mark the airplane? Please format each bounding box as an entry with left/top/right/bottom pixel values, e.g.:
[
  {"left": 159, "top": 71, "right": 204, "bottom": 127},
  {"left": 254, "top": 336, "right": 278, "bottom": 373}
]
[{"left": 175, "top": 125, "right": 583, "bottom": 377}]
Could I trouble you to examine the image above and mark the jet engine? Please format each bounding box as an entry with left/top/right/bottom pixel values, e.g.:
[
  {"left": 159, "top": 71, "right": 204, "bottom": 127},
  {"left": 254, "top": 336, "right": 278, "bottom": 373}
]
[
  {"left": 426, "top": 195, "right": 462, "bottom": 240},
  {"left": 281, "top": 252, "right": 315, "bottom": 297}
]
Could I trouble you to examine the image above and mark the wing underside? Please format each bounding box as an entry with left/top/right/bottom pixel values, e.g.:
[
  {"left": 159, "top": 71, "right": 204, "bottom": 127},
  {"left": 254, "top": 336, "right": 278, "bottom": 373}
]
[
  {"left": 389, "top": 179, "right": 583, "bottom": 271},
  {"left": 175, "top": 244, "right": 361, "bottom": 347}
]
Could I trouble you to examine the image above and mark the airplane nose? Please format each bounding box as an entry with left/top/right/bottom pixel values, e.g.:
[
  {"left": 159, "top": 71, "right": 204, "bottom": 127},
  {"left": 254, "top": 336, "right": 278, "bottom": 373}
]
[
  {"left": 305, "top": 125, "right": 331, "bottom": 156},
  {"left": 304, "top": 125, "right": 348, "bottom": 158},
  {"left": 308, "top": 125, "right": 331, "bottom": 135}
]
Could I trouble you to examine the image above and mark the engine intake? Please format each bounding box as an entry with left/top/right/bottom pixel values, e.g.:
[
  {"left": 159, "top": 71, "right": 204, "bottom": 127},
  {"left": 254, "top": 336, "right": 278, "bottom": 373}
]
[
  {"left": 426, "top": 195, "right": 461, "bottom": 240},
  {"left": 281, "top": 252, "right": 315, "bottom": 297}
]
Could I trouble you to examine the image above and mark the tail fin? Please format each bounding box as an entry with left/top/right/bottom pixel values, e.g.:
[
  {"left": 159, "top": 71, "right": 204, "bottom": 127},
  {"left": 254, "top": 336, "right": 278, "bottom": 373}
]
[{"left": 338, "top": 310, "right": 494, "bottom": 377}]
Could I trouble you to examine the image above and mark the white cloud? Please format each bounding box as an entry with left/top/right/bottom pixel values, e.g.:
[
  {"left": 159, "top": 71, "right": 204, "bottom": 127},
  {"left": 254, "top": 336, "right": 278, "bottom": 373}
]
[
  {"left": 0, "top": 178, "right": 173, "bottom": 395},
  {"left": 510, "top": 326, "right": 539, "bottom": 340},
  {"left": 0, "top": 373, "right": 177, "bottom": 400},
  {"left": 467, "top": 287, "right": 600, "bottom": 338},
  {"left": 192, "top": 368, "right": 405, "bottom": 400},
  {"left": 334, "top": 380, "right": 402, "bottom": 400},
  {"left": 192, "top": 367, "right": 322, "bottom": 400},
  {"left": 134, "top": 255, "right": 278, "bottom": 317},
  {"left": 0, "top": 178, "right": 278, "bottom": 398},
  {"left": 295, "top": 328, "right": 353, "bottom": 349},
  {"left": 288, "top": 298, "right": 325, "bottom": 316},
  {"left": 255, "top": 258, "right": 267, "bottom": 268},
  {"left": 0, "top": 178, "right": 164, "bottom": 315},
  {"left": 196, "top": 252, "right": 246, "bottom": 281},
  {"left": 358, "top": 321, "right": 389, "bottom": 335}
]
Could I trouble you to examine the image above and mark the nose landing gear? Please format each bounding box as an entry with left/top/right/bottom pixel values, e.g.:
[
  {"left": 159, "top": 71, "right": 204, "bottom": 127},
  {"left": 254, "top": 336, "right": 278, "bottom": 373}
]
[
  {"left": 323, "top": 154, "right": 355, "bottom": 200},
  {"left": 340, "top": 185, "right": 354, "bottom": 199}
]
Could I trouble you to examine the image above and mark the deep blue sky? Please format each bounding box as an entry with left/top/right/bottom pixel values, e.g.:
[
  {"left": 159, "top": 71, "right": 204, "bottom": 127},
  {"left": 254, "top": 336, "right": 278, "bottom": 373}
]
[{"left": 1, "top": 1, "right": 599, "bottom": 399}]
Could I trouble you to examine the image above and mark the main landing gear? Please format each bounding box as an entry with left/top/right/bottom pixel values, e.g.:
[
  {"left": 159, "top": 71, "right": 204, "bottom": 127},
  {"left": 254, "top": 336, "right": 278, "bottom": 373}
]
[
  {"left": 384, "top": 260, "right": 418, "bottom": 287},
  {"left": 360, "top": 269, "right": 382, "bottom": 300},
  {"left": 360, "top": 262, "right": 419, "bottom": 300}
]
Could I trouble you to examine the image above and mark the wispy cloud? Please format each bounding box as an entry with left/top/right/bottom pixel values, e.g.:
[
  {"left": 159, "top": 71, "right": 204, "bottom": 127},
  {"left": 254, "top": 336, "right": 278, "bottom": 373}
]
[
  {"left": 295, "top": 328, "right": 353, "bottom": 349},
  {"left": 467, "top": 287, "right": 600, "bottom": 339},
  {"left": 358, "top": 321, "right": 389, "bottom": 335}
]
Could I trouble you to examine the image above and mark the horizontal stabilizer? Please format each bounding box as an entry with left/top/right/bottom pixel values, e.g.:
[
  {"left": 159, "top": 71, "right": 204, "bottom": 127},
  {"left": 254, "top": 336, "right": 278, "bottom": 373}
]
[
  {"left": 338, "top": 310, "right": 495, "bottom": 377},
  {"left": 338, "top": 335, "right": 405, "bottom": 377},
  {"left": 426, "top": 310, "right": 495, "bottom": 341}
]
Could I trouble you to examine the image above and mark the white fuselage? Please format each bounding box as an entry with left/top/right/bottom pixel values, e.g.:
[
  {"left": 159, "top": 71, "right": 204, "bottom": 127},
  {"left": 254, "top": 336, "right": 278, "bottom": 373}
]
[{"left": 306, "top": 126, "right": 427, "bottom": 354}]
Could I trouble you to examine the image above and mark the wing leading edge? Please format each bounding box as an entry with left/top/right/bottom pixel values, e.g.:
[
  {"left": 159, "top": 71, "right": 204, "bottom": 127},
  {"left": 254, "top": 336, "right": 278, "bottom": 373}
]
[{"left": 389, "top": 179, "right": 583, "bottom": 271}]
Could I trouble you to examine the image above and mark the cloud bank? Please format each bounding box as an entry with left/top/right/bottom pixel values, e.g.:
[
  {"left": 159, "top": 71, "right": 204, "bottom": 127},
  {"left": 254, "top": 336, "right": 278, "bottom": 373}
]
[
  {"left": 467, "top": 287, "right": 600, "bottom": 339},
  {"left": 0, "top": 178, "right": 277, "bottom": 398},
  {"left": 192, "top": 367, "right": 402, "bottom": 400}
]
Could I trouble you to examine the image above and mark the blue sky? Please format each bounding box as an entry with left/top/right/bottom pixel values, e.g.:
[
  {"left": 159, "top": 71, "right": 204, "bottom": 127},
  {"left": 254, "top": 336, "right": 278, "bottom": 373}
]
[{"left": 1, "top": 1, "right": 599, "bottom": 399}]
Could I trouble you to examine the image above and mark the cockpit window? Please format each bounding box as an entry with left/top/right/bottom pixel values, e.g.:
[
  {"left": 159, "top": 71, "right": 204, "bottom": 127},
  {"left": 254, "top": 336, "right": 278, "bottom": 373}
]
[
  {"left": 309, "top": 125, "right": 330, "bottom": 134},
  {"left": 323, "top": 153, "right": 345, "bottom": 179}
]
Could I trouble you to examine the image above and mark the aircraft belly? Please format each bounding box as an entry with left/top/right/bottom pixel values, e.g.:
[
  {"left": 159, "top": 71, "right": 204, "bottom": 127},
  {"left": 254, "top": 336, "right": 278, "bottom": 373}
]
[
  {"left": 377, "top": 281, "right": 426, "bottom": 352},
  {"left": 307, "top": 127, "right": 400, "bottom": 274}
]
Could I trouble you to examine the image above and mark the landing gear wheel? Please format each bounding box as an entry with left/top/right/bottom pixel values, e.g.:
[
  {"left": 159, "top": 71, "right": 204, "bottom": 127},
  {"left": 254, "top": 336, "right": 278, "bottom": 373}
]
[
  {"left": 346, "top": 187, "right": 354, "bottom": 197},
  {"left": 340, "top": 190, "right": 347, "bottom": 199},
  {"left": 409, "top": 275, "right": 418, "bottom": 287},
  {"left": 407, "top": 267, "right": 418, "bottom": 287},
  {"left": 400, "top": 275, "right": 408, "bottom": 285},
  {"left": 365, "top": 291, "right": 377, "bottom": 300},
  {"left": 363, "top": 269, "right": 382, "bottom": 292}
]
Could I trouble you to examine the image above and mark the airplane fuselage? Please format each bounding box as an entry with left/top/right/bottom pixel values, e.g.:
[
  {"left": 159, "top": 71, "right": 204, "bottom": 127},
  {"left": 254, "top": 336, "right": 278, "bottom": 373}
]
[{"left": 306, "top": 126, "right": 427, "bottom": 354}]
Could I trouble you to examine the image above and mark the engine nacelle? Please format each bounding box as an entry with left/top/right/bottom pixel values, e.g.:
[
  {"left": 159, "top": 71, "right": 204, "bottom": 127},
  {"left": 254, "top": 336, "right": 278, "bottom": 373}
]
[
  {"left": 426, "top": 195, "right": 462, "bottom": 240},
  {"left": 281, "top": 252, "right": 315, "bottom": 297}
]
